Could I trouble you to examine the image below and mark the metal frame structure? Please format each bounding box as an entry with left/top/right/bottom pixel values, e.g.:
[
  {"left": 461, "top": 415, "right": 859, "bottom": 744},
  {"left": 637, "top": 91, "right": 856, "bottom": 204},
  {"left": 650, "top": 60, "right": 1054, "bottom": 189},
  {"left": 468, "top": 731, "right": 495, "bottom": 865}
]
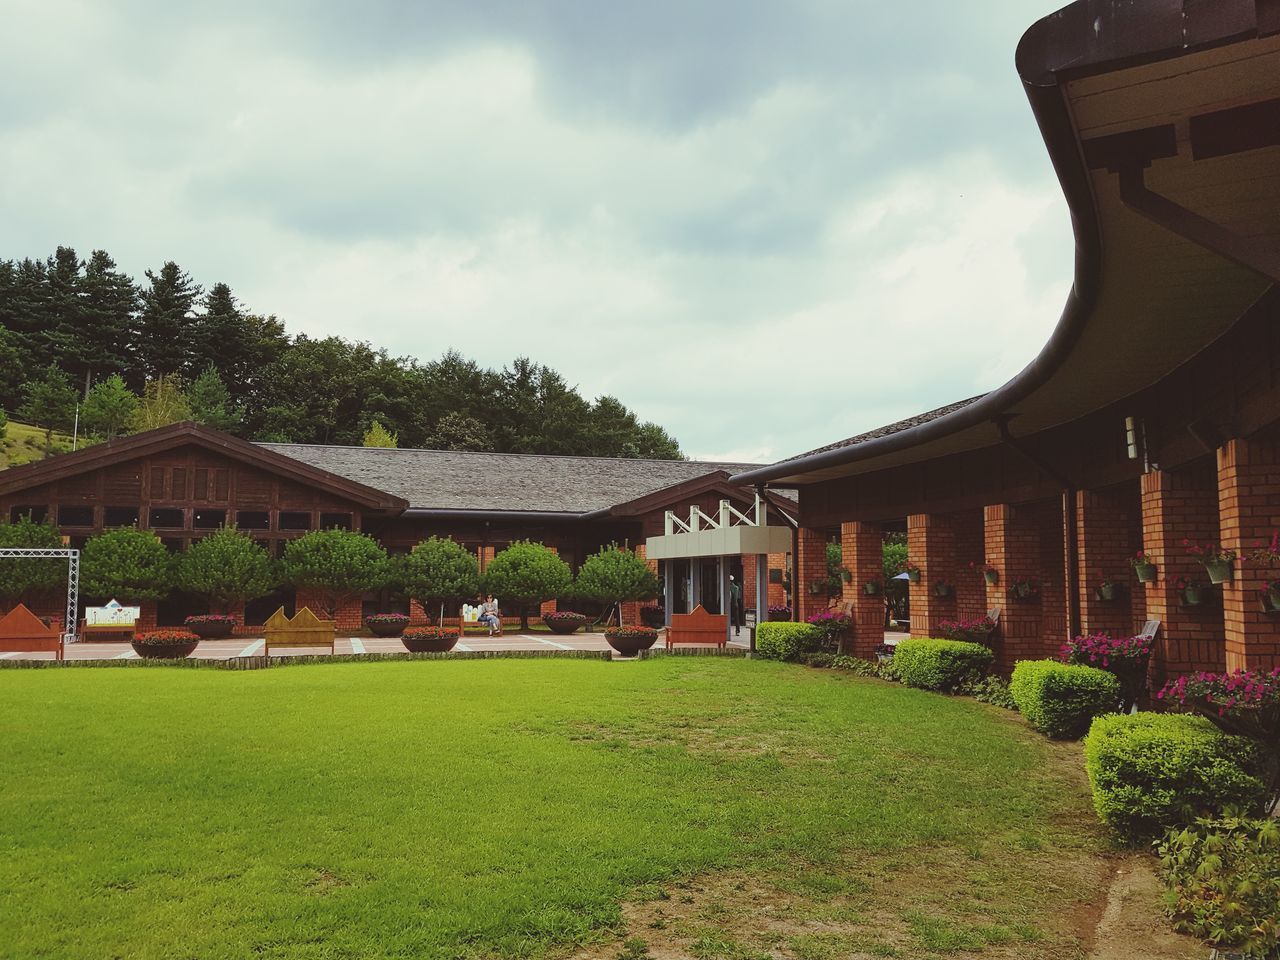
[{"left": 0, "top": 548, "right": 80, "bottom": 641}]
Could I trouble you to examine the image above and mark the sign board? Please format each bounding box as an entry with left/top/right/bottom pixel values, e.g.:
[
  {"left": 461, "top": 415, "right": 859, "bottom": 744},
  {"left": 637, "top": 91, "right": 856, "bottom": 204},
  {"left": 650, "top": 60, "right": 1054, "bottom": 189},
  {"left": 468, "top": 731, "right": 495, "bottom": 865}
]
[
  {"left": 84, "top": 599, "right": 140, "bottom": 626},
  {"left": 744, "top": 609, "right": 757, "bottom": 631}
]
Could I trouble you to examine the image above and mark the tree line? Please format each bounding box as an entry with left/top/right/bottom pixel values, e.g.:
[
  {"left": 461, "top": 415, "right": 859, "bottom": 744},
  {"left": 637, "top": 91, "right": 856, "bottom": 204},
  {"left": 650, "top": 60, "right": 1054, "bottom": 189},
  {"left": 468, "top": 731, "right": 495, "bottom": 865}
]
[{"left": 0, "top": 246, "right": 683, "bottom": 458}]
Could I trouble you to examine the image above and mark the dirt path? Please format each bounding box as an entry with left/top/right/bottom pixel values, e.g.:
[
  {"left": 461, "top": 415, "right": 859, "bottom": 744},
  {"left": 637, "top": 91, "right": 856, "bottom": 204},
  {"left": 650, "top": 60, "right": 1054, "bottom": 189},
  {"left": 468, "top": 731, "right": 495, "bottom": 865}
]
[{"left": 1088, "top": 856, "right": 1201, "bottom": 960}]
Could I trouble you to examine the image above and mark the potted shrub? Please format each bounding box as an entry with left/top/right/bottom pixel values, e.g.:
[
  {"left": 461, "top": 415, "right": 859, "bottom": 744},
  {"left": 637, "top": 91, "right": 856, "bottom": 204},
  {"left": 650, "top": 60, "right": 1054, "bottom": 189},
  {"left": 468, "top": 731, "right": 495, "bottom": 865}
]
[
  {"left": 1174, "top": 576, "right": 1206, "bottom": 607},
  {"left": 604, "top": 625, "right": 658, "bottom": 657},
  {"left": 401, "top": 625, "right": 460, "bottom": 653},
  {"left": 1131, "top": 550, "right": 1157, "bottom": 584},
  {"left": 542, "top": 611, "right": 589, "bottom": 635},
  {"left": 904, "top": 562, "right": 921, "bottom": 583},
  {"left": 862, "top": 580, "right": 881, "bottom": 597},
  {"left": 131, "top": 629, "right": 200, "bottom": 660},
  {"left": 1184, "top": 539, "right": 1236, "bottom": 584},
  {"left": 366, "top": 613, "right": 410, "bottom": 637},
  {"left": 1060, "top": 632, "right": 1153, "bottom": 713},
  {"left": 932, "top": 580, "right": 953, "bottom": 599},
  {"left": 184, "top": 614, "right": 236, "bottom": 639}
]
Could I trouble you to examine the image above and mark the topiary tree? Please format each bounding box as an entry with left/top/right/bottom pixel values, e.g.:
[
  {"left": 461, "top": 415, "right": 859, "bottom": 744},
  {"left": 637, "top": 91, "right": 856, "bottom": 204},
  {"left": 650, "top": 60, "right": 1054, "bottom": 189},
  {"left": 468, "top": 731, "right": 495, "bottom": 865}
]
[
  {"left": 176, "top": 527, "right": 276, "bottom": 614},
  {"left": 482, "top": 540, "right": 572, "bottom": 630},
  {"left": 398, "top": 536, "right": 481, "bottom": 625},
  {"left": 573, "top": 546, "right": 660, "bottom": 626},
  {"left": 280, "top": 529, "right": 389, "bottom": 620},
  {"left": 0, "top": 515, "right": 66, "bottom": 610},
  {"left": 82, "top": 528, "right": 173, "bottom": 602}
]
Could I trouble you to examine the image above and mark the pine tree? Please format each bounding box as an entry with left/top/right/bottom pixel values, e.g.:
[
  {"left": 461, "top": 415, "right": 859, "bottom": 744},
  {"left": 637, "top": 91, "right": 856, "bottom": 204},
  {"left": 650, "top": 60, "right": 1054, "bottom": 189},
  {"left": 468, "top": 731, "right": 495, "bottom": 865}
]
[
  {"left": 136, "top": 261, "right": 201, "bottom": 381},
  {"left": 17, "top": 364, "right": 78, "bottom": 453},
  {"left": 0, "top": 327, "right": 25, "bottom": 413},
  {"left": 42, "top": 246, "right": 91, "bottom": 393},
  {"left": 80, "top": 250, "right": 139, "bottom": 386},
  {"left": 363, "top": 419, "right": 398, "bottom": 448},
  {"left": 81, "top": 374, "right": 139, "bottom": 440},
  {"left": 186, "top": 366, "right": 241, "bottom": 432}
]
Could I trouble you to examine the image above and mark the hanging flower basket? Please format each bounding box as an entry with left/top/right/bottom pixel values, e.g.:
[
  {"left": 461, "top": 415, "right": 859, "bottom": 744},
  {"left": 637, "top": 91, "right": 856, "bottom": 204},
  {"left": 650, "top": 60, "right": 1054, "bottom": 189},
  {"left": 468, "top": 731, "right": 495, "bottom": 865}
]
[
  {"left": 1183, "top": 585, "right": 1205, "bottom": 607},
  {"left": 1203, "top": 559, "right": 1233, "bottom": 584},
  {"left": 983, "top": 568, "right": 999, "bottom": 586},
  {"left": 1097, "top": 581, "right": 1121, "bottom": 602},
  {"left": 1008, "top": 577, "right": 1041, "bottom": 601},
  {"left": 904, "top": 564, "right": 921, "bottom": 583},
  {"left": 1131, "top": 551, "right": 1157, "bottom": 583},
  {"left": 933, "top": 581, "right": 953, "bottom": 599},
  {"left": 808, "top": 580, "right": 825, "bottom": 596},
  {"left": 862, "top": 581, "right": 881, "bottom": 597},
  {"left": 1184, "top": 540, "right": 1235, "bottom": 584},
  {"left": 840, "top": 568, "right": 853, "bottom": 583}
]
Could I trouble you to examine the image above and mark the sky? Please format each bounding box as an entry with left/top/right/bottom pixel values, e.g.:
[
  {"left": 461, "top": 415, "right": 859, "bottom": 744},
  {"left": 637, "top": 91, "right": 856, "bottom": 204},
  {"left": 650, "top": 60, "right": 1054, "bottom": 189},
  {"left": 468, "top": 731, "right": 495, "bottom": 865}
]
[{"left": 0, "top": 0, "right": 1075, "bottom": 463}]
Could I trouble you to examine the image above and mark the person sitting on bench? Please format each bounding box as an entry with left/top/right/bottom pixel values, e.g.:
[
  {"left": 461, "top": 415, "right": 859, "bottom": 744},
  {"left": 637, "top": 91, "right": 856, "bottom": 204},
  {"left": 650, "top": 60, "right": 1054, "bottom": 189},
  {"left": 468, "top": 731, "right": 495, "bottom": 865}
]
[{"left": 478, "top": 595, "right": 502, "bottom": 636}]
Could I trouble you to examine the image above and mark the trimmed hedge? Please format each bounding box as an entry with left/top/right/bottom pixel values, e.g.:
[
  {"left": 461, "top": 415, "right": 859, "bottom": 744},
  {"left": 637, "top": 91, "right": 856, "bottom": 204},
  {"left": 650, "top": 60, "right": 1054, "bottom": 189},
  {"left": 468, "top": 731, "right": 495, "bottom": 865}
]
[
  {"left": 1083, "top": 712, "right": 1266, "bottom": 841},
  {"left": 892, "top": 638, "right": 993, "bottom": 692},
  {"left": 756, "top": 622, "right": 821, "bottom": 662},
  {"left": 1009, "top": 660, "right": 1121, "bottom": 739}
]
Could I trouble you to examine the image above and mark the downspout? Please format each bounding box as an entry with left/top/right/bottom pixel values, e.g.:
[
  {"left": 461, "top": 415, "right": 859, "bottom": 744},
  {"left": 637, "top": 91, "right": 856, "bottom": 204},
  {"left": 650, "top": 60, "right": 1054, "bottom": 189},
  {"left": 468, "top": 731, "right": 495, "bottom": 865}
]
[
  {"left": 993, "top": 419, "right": 1082, "bottom": 641},
  {"left": 758, "top": 484, "right": 800, "bottom": 622}
]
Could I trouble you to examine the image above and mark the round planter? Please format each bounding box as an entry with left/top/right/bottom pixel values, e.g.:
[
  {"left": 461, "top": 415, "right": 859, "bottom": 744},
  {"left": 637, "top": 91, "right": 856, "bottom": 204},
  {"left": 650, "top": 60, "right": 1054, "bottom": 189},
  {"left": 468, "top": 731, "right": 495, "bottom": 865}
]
[
  {"left": 983, "top": 570, "right": 999, "bottom": 586},
  {"left": 188, "top": 621, "right": 234, "bottom": 639},
  {"left": 605, "top": 633, "right": 658, "bottom": 658},
  {"left": 402, "top": 634, "right": 459, "bottom": 653},
  {"left": 1183, "top": 586, "right": 1205, "bottom": 606},
  {"left": 543, "top": 622, "right": 584, "bottom": 636},
  {"left": 1203, "top": 559, "right": 1233, "bottom": 584},
  {"left": 131, "top": 639, "right": 199, "bottom": 659},
  {"left": 367, "top": 620, "right": 408, "bottom": 637},
  {"left": 1134, "top": 562, "right": 1157, "bottom": 583}
]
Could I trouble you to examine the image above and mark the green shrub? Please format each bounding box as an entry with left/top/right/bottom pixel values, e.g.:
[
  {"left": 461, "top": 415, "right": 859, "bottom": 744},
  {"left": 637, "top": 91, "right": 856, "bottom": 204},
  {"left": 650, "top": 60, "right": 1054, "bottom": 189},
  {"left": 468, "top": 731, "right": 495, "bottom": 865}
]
[
  {"left": 1084, "top": 713, "right": 1266, "bottom": 841},
  {"left": 756, "top": 622, "right": 821, "bottom": 662},
  {"left": 830, "top": 655, "right": 879, "bottom": 677},
  {"left": 961, "top": 675, "right": 1018, "bottom": 710},
  {"left": 892, "top": 638, "right": 993, "bottom": 692},
  {"left": 1010, "top": 660, "right": 1121, "bottom": 739},
  {"left": 1158, "top": 813, "right": 1280, "bottom": 957}
]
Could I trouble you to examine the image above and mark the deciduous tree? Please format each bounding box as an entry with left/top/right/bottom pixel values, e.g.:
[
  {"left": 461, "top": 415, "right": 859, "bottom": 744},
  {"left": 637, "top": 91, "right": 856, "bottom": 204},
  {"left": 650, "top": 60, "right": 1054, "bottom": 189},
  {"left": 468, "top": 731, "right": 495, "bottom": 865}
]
[{"left": 482, "top": 541, "right": 572, "bottom": 630}]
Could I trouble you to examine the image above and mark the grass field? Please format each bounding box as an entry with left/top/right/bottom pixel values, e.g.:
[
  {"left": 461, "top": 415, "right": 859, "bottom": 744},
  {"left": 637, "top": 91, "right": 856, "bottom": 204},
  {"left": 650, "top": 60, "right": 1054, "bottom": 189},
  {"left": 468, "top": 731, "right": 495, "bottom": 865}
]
[
  {"left": 0, "top": 418, "right": 76, "bottom": 468},
  {"left": 0, "top": 659, "right": 1115, "bottom": 959}
]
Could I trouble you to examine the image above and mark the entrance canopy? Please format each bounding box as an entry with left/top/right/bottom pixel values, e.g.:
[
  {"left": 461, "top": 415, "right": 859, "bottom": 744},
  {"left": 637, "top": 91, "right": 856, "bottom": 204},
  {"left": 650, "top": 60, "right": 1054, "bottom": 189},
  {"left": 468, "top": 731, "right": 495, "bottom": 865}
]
[{"left": 644, "top": 495, "right": 792, "bottom": 560}]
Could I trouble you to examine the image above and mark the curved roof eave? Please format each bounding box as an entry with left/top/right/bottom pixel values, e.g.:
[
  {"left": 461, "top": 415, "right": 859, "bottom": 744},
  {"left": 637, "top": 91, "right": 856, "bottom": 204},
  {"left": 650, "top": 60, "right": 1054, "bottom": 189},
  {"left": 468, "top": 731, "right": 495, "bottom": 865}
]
[{"left": 731, "top": 0, "right": 1272, "bottom": 489}]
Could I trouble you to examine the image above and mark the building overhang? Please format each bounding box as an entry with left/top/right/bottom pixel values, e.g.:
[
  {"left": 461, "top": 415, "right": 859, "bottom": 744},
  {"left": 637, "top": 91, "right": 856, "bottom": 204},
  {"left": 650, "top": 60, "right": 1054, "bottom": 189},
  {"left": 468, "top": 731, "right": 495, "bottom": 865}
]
[
  {"left": 732, "top": 0, "right": 1280, "bottom": 489},
  {"left": 644, "top": 524, "right": 793, "bottom": 561}
]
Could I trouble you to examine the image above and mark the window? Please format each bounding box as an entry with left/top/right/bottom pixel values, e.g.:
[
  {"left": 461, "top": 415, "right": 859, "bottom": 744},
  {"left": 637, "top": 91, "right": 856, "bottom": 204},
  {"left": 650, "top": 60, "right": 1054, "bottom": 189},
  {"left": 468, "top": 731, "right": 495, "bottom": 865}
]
[
  {"left": 319, "top": 512, "right": 353, "bottom": 531},
  {"left": 103, "top": 506, "right": 140, "bottom": 528},
  {"left": 193, "top": 509, "right": 226, "bottom": 530},
  {"left": 57, "top": 505, "right": 94, "bottom": 527},
  {"left": 149, "top": 508, "right": 184, "bottom": 529},
  {"left": 162, "top": 538, "right": 186, "bottom": 553},
  {"left": 236, "top": 511, "right": 270, "bottom": 531},
  {"left": 8, "top": 505, "right": 47, "bottom": 524},
  {"left": 278, "top": 511, "right": 312, "bottom": 531}
]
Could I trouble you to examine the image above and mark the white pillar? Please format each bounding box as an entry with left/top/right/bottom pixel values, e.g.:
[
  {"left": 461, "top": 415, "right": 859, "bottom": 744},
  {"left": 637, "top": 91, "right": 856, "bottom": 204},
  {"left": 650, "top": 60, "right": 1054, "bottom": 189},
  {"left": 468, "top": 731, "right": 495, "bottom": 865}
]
[
  {"left": 663, "top": 561, "right": 674, "bottom": 626},
  {"left": 754, "top": 553, "right": 768, "bottom": 653},
  {"left": 719, "top": 557, "right": 732, "bottom": 644}
]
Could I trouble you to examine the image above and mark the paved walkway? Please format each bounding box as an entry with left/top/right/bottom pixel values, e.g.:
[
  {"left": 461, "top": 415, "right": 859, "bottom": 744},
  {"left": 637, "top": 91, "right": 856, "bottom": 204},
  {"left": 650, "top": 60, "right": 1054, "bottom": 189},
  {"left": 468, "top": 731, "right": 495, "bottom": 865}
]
[{"left": 1, "top": 630, "right": 753, "bottom": 662}]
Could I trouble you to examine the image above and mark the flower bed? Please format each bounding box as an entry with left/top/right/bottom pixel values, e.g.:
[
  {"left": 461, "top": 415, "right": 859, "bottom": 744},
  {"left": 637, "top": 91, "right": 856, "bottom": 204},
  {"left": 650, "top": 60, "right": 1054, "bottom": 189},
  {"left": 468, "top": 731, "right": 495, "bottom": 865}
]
[
  {"left": 805, "top": 610, "right": 851, "bottom": 652},
  {"left": 937, "top": 616, "right": 995, "bottom": 645},
  {"left": 401, "top": 625, "right": 459, "bottom": 653},
  {"left": 542, "top": 611, "right": 590, "bottom": 635},
  {"left": 1060, "top": 632, "right": 1152, "bottom": 712},
  {"left": 184, "top": 615, "right": 237, "bottom": 639},
  {"left": 131, "top": 630, "right": 200, "bottom": 659}
]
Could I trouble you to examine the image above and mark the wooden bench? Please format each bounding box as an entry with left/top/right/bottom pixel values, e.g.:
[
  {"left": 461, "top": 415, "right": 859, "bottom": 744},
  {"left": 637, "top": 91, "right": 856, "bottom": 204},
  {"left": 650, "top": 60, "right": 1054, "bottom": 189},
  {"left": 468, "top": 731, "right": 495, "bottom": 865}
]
[
  {"left": 0, "top": 604, "right": 64, "bottom": 661},
  {"left": 263, "top": 607, "right": 336, "bottom": 656},
  {"left": 666, "top": 604, "right": 727, "bottom": 650},
  {"left": 81, "top": 623, "right": 136, "bottom": 642}
]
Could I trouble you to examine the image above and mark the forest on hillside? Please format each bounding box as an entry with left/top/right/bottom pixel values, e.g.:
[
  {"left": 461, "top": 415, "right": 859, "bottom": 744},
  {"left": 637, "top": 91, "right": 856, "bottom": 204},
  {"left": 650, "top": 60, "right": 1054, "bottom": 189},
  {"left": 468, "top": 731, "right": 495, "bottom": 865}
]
[{"left": 0, "top": 246, "right": 683, "bottom": 458}]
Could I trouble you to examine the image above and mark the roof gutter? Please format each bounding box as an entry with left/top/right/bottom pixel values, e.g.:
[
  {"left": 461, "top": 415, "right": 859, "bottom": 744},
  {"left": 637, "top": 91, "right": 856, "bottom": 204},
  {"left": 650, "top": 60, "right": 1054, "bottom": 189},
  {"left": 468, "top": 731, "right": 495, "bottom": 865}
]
[
  {"left": 730, "top": 55, "right": 1099, "bottom": 487},
  {"left": 400, "top": 508, "right": 586, "bottom": 522}
]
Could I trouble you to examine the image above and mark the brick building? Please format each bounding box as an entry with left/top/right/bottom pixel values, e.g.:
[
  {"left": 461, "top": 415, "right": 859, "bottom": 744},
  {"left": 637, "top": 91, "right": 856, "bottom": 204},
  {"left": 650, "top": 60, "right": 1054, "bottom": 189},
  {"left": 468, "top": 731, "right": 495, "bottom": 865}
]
[
  {"left": 733, "top": 1, "right": 1280, "bottom": 678},
  {"left": 0, "top": 423, "right": 793, "bottom": 632}
]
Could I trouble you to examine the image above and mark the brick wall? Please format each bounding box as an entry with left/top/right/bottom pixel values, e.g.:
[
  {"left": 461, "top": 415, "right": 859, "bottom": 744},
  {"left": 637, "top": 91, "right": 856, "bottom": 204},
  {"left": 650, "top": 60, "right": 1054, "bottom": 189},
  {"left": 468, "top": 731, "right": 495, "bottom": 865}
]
[
  {"left": 1140, "top": 462, "right": 1226, "bottom": 685},
  {"left": 953, "top": 510, "right": 986, "bottom": 623},
  {"left": 840, "top": 521, "right": 884, "bottom": 657},
  {"left": 906, "top": 513, "right": 958, "bottom": 638},
  {"left": 1076, "top": 486, "right": 1145, "bottom": 638},
  {"left": 984, "top": 503, "right": 1044, "bottom": 672},
  {"left": 1217, "top": 438, "right": 1280, "bottom": 671},
  {"left": 796, "top": 527, "right": 830, "bottom": 623}
]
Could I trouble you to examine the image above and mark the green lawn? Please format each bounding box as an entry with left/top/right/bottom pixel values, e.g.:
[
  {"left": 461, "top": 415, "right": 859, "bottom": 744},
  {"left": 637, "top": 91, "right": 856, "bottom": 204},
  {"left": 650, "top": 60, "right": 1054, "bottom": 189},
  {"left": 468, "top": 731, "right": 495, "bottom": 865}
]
[
  {"left": 0, "top": 659, "right": 1111, "bottom": 959},
  {"left": 0, "top": 419, "right": 77, "bottom": 468}
]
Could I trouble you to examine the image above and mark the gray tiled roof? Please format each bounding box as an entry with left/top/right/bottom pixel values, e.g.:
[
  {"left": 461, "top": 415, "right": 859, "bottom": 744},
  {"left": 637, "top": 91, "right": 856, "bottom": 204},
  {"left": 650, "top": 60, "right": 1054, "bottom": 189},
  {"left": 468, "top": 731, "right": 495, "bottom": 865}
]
[
  {"left": 782, "top": 395, "right": 986, "bottom": 461},
  {"left": 258, "top": 443, "right": 774, "bottom": 514}
]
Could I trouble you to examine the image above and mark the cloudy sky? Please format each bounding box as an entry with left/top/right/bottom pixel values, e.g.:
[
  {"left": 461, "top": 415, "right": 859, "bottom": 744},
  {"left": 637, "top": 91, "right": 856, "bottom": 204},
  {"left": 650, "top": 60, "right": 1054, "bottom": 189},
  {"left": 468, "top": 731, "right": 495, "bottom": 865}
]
[{"left": 1, "top": 0, "right": 1074, "bottom": 462}]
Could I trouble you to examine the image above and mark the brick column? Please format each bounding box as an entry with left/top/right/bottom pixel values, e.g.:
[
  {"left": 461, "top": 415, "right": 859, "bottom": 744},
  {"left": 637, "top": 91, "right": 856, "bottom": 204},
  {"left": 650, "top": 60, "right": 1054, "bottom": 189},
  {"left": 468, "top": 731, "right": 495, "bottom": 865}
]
[
  {"left": 983, "top": 504, "right": 1040, "bottom": 672},
  {"left": 907, "top": 513, "right": 957, "bottom": 638},
  {"left": 1140, "top": 465, "right": 1225, "bottom": 684},
  {"left": 795, "top": 527, "right": 829, "bottom": 623},
  {"left": 953, "top": 511, "right": 986, "bottom": 622},
  {"left": 840, "top": 521, "right": 884, "bottom": 657},
  {"left": 1076, "top": 488, "right": 1143, "bottom": 638},
  {"left": 1218, "top": 438, "right": 1280, "bottom": 671}
]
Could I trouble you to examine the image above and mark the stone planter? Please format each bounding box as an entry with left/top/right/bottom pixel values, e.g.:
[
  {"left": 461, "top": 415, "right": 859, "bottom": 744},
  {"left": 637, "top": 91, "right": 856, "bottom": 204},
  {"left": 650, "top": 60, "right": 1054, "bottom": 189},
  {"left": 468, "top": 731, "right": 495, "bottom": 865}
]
[
  {"left": 1134, "top": 561, "right": 1157, "bottom": 583},
  {"left": 1203, "top": 559, "right": 1233, "bottom": 584},
  {"left": 542, "top": 616, "right": 587, "bottom": 635},
  {"left": 605, "top": 631, "right": 658, "bottom": 658},
  {"left": 367, "top": 619, "right": 408, "bottom": 637},
  {"left": 131, "top": 639, "right": 199, "bottom": 659},
  {"left": 402, "top": 633, "right": 459, "bottom": 653},
  {"left": 188, "top": 620, "right": 234, "bottom": 639}
]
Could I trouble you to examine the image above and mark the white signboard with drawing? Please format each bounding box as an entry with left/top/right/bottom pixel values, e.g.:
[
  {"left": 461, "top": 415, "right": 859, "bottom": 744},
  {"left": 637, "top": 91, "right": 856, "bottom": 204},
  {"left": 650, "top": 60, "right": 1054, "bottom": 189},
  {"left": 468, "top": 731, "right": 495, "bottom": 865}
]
[{"left": 84, "top": 599, "right": 140, "bottom": 626}]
